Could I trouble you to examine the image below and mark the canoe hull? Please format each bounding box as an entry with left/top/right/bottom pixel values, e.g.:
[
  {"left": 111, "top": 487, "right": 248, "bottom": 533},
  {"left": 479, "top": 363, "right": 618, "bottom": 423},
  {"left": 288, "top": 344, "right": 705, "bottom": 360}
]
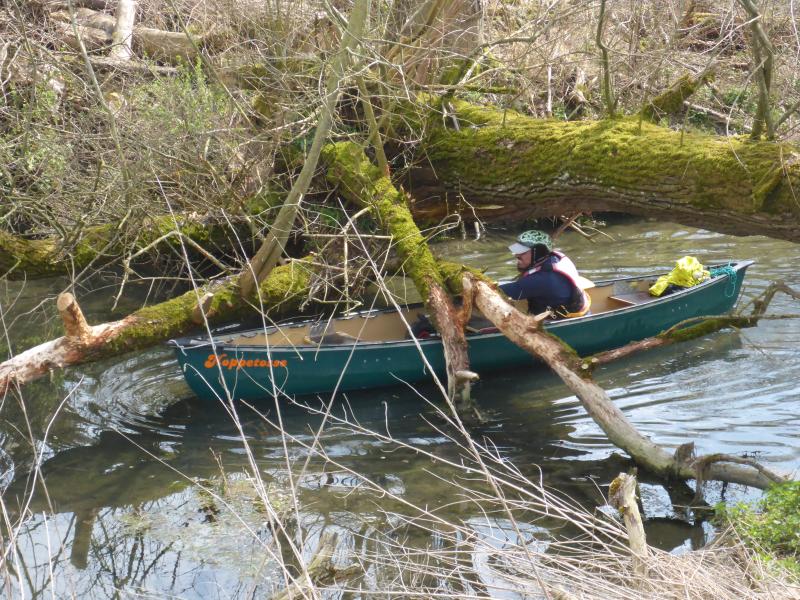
[{"left": 172, "top": 261, "right": 752, "bottom": 401}]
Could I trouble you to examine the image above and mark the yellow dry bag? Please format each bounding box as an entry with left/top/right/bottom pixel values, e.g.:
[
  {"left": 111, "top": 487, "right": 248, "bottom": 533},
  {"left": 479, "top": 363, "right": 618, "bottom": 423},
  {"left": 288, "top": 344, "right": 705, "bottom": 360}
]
[{"left": 649, "top": 256, "right": 709, "bottom": 297}]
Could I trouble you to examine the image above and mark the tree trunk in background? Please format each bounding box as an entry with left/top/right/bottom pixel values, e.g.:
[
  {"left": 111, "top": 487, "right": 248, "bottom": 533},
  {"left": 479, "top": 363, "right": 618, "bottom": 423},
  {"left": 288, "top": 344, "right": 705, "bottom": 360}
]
[
  {"left": 51, "top": 8, "right": 197, "bottom": 62},
  {"left": 0, "top": 217, "right": 251, "bottom": 280},
  {"left": 109, "top": 0, "right": 135, "bottom": 61},
  {"left": 238, "top": 0, "right": 370, "bottom": 299},
  {"left": 407, "top": 98, "right": 800, "bottom": 243},
  {"left": 386, "top": 0, "right": 484, "bottom": 85},
  {"left": 737, "top": 0, "right": 776, "bottom": 140}
]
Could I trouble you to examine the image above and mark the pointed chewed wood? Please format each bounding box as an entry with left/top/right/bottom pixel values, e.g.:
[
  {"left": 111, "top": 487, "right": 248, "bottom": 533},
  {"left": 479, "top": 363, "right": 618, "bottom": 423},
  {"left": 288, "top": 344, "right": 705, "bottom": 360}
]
[
  {"left": 57, "top": 293, "right": 92, "bottom": 343},
  {"left": 609, "top": 473, "right": 649, "bottom": 577}
]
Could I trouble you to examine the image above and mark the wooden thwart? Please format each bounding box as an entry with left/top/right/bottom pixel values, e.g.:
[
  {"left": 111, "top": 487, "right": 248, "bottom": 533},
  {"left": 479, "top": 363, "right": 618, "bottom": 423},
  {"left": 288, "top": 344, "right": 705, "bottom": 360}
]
[{"left": 608, "top": 291, "right": 654, "bottom": 306}]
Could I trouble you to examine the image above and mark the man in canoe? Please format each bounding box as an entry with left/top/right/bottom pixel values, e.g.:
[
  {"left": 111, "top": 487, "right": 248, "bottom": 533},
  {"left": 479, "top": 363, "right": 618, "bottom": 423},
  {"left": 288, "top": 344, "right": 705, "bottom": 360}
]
[{"left": 500, "top": 230, "right": 592, "bottom": 318}]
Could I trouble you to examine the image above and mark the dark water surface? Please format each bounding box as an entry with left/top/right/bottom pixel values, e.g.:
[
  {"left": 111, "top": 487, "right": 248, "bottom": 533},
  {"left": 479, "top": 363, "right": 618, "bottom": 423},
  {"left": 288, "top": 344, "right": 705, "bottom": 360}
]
[{"left": 2, "top": 218, "right": 799, "bottom": 598}]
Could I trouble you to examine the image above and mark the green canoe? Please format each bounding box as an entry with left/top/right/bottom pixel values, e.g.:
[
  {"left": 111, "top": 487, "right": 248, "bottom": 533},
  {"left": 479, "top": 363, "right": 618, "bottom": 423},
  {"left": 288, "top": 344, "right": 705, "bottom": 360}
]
[{"left": 170, "top": 260, "right": 752, "bottom": 401}]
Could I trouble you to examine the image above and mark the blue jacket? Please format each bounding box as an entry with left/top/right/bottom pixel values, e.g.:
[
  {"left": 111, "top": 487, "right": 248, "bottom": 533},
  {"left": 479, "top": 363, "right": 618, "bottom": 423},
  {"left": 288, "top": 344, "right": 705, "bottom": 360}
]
[{"left": 499, "top": 254, "right": 583, "bottom": 315}]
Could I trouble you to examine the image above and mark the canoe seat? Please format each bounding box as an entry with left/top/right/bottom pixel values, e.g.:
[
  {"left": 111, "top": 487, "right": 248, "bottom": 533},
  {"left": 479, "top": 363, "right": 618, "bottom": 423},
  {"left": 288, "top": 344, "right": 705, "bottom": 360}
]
[
  {"left": 609, "top": 291, "right": 654, "bottom": 306},
  {"left": 304, "top": 322, "right": 359, "bottom": 345}
]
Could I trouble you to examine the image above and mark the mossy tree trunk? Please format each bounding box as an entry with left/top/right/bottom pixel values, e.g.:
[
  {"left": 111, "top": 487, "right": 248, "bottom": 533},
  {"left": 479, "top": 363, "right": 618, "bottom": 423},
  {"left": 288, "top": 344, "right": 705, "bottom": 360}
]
[
  {"left": 408, "top": 99, "right": 800, "bottom": 243},
  {"left": 0, "top": 259, "right": 316, "bottom": 395},
  {"left": 640, "top": 72, "right": 711, "bottom": 122},
  {"left": 0, "top": 216, "right": 251, "bottom": 280},
  {"left": 323, "top": 141, "right": 482, "bottom": 422}
]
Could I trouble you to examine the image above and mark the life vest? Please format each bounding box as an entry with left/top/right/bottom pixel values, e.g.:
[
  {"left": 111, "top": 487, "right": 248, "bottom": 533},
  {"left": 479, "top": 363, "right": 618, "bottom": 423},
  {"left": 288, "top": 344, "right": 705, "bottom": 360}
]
[{"left": 523, "top": 251, "right": 591, "bottom": 318}]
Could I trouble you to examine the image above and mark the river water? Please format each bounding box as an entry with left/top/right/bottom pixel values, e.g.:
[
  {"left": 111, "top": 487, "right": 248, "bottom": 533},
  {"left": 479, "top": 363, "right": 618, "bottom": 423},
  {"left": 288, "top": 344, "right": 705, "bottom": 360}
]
[{"left": 1, "top": 218, "right": 799, "bottom": 598}]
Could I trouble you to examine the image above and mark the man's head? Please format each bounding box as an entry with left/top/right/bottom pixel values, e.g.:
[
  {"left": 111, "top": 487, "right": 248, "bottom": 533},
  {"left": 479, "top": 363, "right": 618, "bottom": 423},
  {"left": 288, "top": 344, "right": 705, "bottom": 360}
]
[{"left": 508, "top": 230, "right": 553, "bottom": 271}]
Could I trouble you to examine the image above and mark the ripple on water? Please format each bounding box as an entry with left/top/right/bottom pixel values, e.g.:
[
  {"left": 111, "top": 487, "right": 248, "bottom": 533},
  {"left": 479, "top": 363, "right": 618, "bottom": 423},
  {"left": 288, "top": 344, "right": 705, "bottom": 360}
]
[{"left": 62, "top": 348, "right": 192, "bottom": 436}]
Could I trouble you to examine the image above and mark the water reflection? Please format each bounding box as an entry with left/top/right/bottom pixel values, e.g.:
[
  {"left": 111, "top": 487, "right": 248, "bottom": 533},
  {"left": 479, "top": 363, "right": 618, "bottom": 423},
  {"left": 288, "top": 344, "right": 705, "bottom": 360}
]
[
  {"left": 2, "top": 218, "right": 800, "bottom": 597},
  {"left": 5, "top": 392, "right": 578, "bottom": 597}
]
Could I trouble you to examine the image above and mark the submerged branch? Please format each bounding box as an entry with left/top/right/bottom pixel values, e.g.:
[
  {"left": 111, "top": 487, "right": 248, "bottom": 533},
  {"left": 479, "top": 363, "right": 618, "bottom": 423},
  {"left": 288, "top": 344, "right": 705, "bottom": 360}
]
[{"left": 587, "top": 280, "right": 800, "bottom": 369}]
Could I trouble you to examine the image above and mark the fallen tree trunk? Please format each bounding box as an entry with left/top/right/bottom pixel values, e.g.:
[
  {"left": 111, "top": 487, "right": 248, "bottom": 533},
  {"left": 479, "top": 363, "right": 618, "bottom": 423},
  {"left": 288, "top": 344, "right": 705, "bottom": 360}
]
[
  {"left": 51, "top": 8, "right": 198, "bottom": 62},
  {"left": 463, "top": 273, "right": 787, "bottom": 489},
  {"left": 0, "top": 259, "right": 316, "bottom": 395},
  {"left": 38, "top": 1, "right": 116, "bottom": 9},
  {"left": 0, "top": 216, "right": 250, "bottom": 280},
  {"left": 52, "top": 20, "right": 110, "bottom": 52},
  {"left": 409, "top": 98, "right": 800, "bottom": 243},
  {"left": 641, "top": 72, "right": 711, "bottom": 122},
  {"left": 324, "top": 141, "right": 481, "bottom": 421}
]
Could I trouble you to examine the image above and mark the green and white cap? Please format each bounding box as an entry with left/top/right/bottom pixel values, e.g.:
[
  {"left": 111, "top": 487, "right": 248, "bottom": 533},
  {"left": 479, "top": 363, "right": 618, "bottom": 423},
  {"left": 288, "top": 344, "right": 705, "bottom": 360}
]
[{"left": 508, "top": 230, "right": 554, "bottom": 255}]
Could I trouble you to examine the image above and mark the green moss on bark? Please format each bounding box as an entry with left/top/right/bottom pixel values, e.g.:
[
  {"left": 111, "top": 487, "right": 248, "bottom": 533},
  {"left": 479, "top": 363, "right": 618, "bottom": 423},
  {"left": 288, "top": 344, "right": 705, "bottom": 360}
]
[
  {"left": 660, "top": 316, "right": 754, "bottom": 343},
  {"left": 437, "top": 260, "right": 491, "bottom": 293},
  {"left": 641, "top": 73, "right": 711, "bottom": 121},
  {"left": 0, "top": 216, "right": 249, "bottom": 280},
  {"left": 103, "top": 259, "right": 314, "bottom": 355},
  {"left": 0, "top": 230, "right": 64, "bottom": 278},
  {"left": 323, "top": 142, "right": 448, "bottom": 298},
  {"left": 420, "top": 98, "right": 800, "bottom": 222}
]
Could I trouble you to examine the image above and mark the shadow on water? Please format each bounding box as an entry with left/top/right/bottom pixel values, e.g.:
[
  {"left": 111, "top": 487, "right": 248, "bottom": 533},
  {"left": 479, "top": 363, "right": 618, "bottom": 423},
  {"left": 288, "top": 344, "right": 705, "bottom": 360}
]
[{"left": 2, "top": 387, "right": 584, "bottom": 595}]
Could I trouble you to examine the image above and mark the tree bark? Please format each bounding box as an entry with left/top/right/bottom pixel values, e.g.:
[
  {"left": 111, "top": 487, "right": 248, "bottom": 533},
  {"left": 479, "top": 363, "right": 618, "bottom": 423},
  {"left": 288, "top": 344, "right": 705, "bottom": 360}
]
[
  {"left": 40, "top": 1, "right": 115, "bottom": 9},
  {"left": 109, "top": 0, "right": 136, "bottom": 61},
  {"left": 641, "top": 72, "right": 711, "bottom": 122},
  {"left": 0, "top": 216, "right": 250, "bottom": 280},
  {"left": 384, "top": 0, "right": 484, "bottom": 86},
  {"left": 609, "top": 473, "right": 649, "bottom": 576},
  {"left": 737, "top": 0, "right": 775, "bottom": 139},
  {"left": 53, "top": 20, "right": 110, "bottom": 52},
  {"left": 408, "top": 98, "right": 800, "bottom": 243},
  {"left": 596, "top": 0, "right": 615, "bottom": 117},
  {"left": 51, "top": 8, "right": 197, "bottom": 62}
]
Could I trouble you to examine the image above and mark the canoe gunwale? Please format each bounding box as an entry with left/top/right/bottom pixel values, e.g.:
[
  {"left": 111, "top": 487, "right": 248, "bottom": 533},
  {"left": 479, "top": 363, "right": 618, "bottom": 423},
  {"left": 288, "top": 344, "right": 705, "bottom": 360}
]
[{"left": 170, "top": 260, "right": 753, "bottom": 353}]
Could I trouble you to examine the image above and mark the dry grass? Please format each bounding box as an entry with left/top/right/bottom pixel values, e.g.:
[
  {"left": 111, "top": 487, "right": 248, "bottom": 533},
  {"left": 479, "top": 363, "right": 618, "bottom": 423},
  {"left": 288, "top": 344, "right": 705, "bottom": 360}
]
[
  {"left": 2, "top": 6, "right": 800, "bottom": 593},
  {"left": 244, "top": 392, "right": 800, "bottom": 600},
  {"left": 2, "top": 0, "right": 800, "bottom": 279}
]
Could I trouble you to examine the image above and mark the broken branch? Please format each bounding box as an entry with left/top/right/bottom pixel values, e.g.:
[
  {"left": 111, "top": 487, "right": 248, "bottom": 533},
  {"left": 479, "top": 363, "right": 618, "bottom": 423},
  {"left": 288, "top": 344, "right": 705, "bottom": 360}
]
[{"left": 463, "top": 273, "right": 787, "bottom": 489}]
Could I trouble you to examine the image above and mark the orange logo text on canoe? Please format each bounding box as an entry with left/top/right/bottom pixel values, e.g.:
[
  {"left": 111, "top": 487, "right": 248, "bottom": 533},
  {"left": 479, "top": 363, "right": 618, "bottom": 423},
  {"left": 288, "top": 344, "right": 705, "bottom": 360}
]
[{"left": 204, "top": 353, "right": 287, "bottom": 370}]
